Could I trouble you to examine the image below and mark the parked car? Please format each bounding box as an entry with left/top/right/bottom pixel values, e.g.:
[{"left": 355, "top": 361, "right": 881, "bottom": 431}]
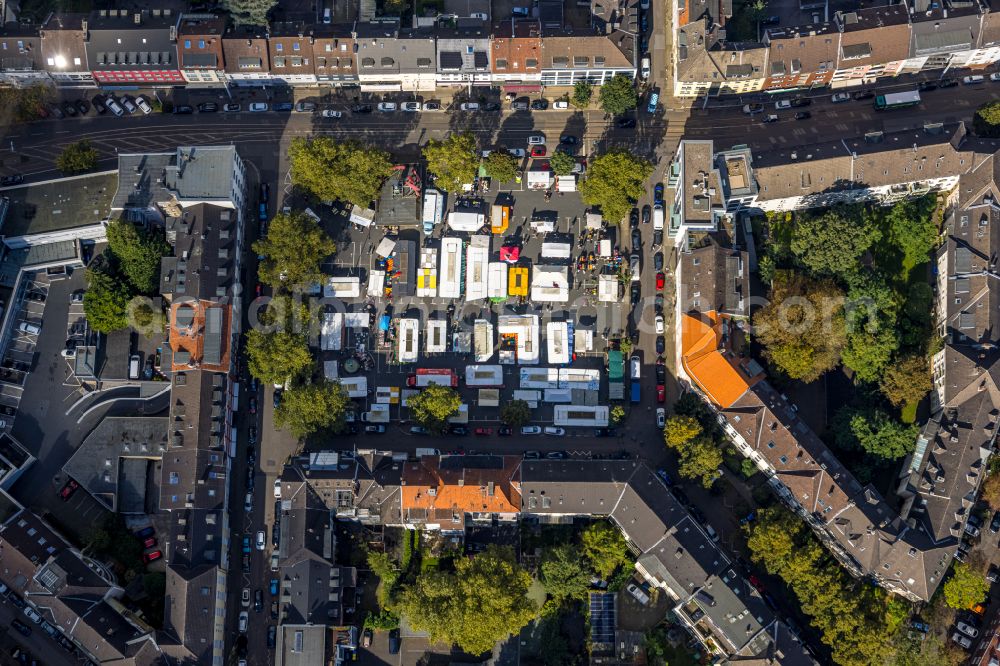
[
  {"left": 654, "top": 182, "right": 664, "bottom": 203},
  {"left": 742, "top": 103, "right": 763, "bottom": 115},
  {"left": 143, "top": 537, "right": 157, "bottom": 549},
  {"left": 321, "top": 109, "right": 343, "bottom": 118},
  {"left": 75, "top": 99, "right": 90, "bottom": 115},
  {"left": 388, "top": 629, "right": 401, "bottom": 654},
  {"left": 617, "top": 116, "right": 636, "bottom": 128},
  {"left": 474, "top": 427, "right": 493, "bottom": 436},
  {"left": 294, "top": 101, "right": 316, "bottom": 112},
  {"left": 952, "top": 632, "right": 973, "bottom": 649},
  {"left": 10, "top": 619, "right": 30, "bottom": 637},
  {"left": 364, "top": 424, "right": 386, "bottom": 433},
  {"left": 656, "top": 408, "right": 666, "bottom": 428},
  {"left": 794, "top": 111, "right": 812, "bottom": 120},
  {"left": 530, "top": 99, "right": 548, "bottom": 110},
  {"left": 512, "top": 99, "right": 530, "bottom": 110},
  {"left": 852, "top": 90, "right": 875, "bottom": 100},
  {"left": 939, "top": 79, "right": 960, "bottom": 88},
  {"left": 143, "top": 550, "right": 162, "bottom": 563},
  {"left": 223, "top": 103, "right": 242, "bottom": 112},
  {"left": 527, "top": 134, "right": 545, "bottom": 145},
  {"left": 830, "top": 92, "right": 852, "bottom": 103},
  {"left": 59, "top": 479, "right": 79, "bottom": 501},
  {"left": 238, "top": 611, "right": 249, "bottom": 633},
  {"left": 198, "top": 102, "right": 218, "bottom": 112},
  {"left": 964, "top": 75, "right": 985, "bottom": 84},
  {"left": 543, "top": 427, "right": 565, "bottom": 436},
  {"left": 775, "top": 100, "right": 792, "bottom": 110},
  {"left": 459, "top": 102, "right": 479, "bottom": 111},
  {"left": 991, "top": 73, "right": 1000, "bottom": 82},
  {"left": 249, "top": 102, "right": 269, "bottom": 112},
  {"left": 521, "top": 426, "right": 542, "bottom": 435},
  {"left": 409, "top": 426, "right": 427, "bottom": 435},
  {"left": 135, "top": 96, "right": 153, "bottom": 114},
  {"left": 120, "top": 96, "right": 138, "bottom": 114},
  {"left": 106, "top": 97, "right": 124, "bottom": 116},
  {"left": 255, "top": 531, "right": 266, "bottom": 551},
  {"left": 656, "top": 337, "right": 665, "bottom": 355},
  {"left": 545, "top": 450, "right": 567, "bottom": 459},
  {"left": 656, "top": 272, "right": 665, "bottom": 290},
  {"left": 498, "top": 426, "right": 513, "bottom": 436},
  {"left": 0, "top": 174, "right": 24, "bottom": 186},
  {"left": 242, "top": 536, "right": 251, "bottom": 553},
  {"left": 523, "top": 450, "right": 541, "bottom": 459},
  {"left": 957, "top": 621, "right": 979, "bottom": 638},
  {"left": 173, "top": 105, "right": 194, "bottom": 114},
  {"left": 626, "top": 583, "right": 650, "bottom": 605},
  {"left": 422, "top": 101, "right": 441, "bottom": 111},
  {"left": 241, "top": 588, "right": 251, "bottom": 608},
  {"left": 352, "top": 104, "right": 373, "bottom": 113},
  {"left": 965, "top": 522, "right": 981, "bottom": 538},
  {"left": 448, "top": 425, "right": 469, "bottom": 436},
  {"left": 530, "top": 145, "right": 546, "bottom": 157},
  {"left": 763, "top": 114, "right": 779, "bottom": 123},
  {"left": 91, "top": 95, "right": 108, "bottom": 114}
]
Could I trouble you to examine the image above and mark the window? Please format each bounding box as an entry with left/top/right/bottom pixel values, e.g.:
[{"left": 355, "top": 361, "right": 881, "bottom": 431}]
[
  {"left": 275, "top": 43, "right": 283, "bottom": 52},
  {"left": 525, "top": 58, "right": 537, "bottom": 68},
  {"left": 184, "top": 40, "right": 191, "bottom": 48},
  {"left": 466, "top": 45, "right": 474, "bottom": 54},
  {"left": 46, "top": 56, "right": 54, "bottom": 66},
  {"left": 325, "top": 43, "right": 332, "bottom": 52},
  {"left": 496, "top": 58, "right": 508, "bottom": 69},
  {"left": 199, "top": 40, "right": 205, "bottom": 49},
  {"left": 74, "top": 57, "right": 81, "bottom": 66},
  {"left": 381, "top": 56, "right": 394, "bottom": 67},
  {"left": 293, "top": 42, "right": 300, "bottom": 51},
  {"left": 274, "top": 56, "right": 285, "bottom": 67},
  {"left": 779, "top": 455, "right": 788, "bottom": 464},
  {"left": 0, "top": 42, "right": 5, "bottom": 50},
  {"left": 362, "top": 57, "right": 375, "bottom": 67}
]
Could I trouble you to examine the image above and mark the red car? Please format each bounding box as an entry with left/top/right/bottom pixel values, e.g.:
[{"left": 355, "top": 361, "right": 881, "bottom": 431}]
[
  {"left": 143, "top": 537, "right": 157, "bottom": 549},
  {"left": 255, "top": 284, "right": 263, "bottom": 297},
  {"left": 656, "top": 384, "right": 665, "bottom": 403},
  {"left": 530, "top": 145, "right": 546, "bottom": 157},
  {"left": 143, "top": 550, "right": 162, "bottom": 564},
  {"left": 59, "top": 480, "right": 79, "bottom": 501},
  {"left": 656, "top": 272, "right": 665, "bottom": 290},
  {"left": 474, "top": 427, "right": 493, "bottom": 436}
]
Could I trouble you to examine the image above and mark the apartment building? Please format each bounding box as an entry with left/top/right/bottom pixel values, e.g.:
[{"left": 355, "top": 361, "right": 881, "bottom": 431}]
[
  {"left": 491, "top": 18, "right": 543, "bottom": 88},
  {"left": 436, "top": 28, "right": 492, "bottom": 87},
  {"left": 268, "top": 22, "right": 317, "bottom": 86},
  {"left": 0, "top": 508, "right": 162, "bottom": 664},
  {"left": 521, "top": 459, "right": 816, "bottom": 664},
  {"left": 313, "top": 27, "right": 357, "bottom": 86},
  {"left": 673, "top": 0, "right": 1000, "bottom": 97},
  {"left": 0, "top": 23, "right": 44, "bottom": 86},
  {"left": 668, "top": 127, "right": 1000, "bottom": 603},
  {"left": 107, "top": 147, "right": 248, "bottom": 665},
  {"left": 221, "top": 26, "right": 271, "bottom": 85},
  {"left": 177, "top": 14, "right": 227, "bottom": 84},
  {"left": 900, "top": 154, "right": 1000, "bottom": 547},
  {"left": 354, "top": 20, "right": 437, "bottom": 92},
  {"left": 38, "top": 13, "right": 91, "bottom": 85},
  {"left": 84, "top": 9, "right": 182, "bottom": 86}
]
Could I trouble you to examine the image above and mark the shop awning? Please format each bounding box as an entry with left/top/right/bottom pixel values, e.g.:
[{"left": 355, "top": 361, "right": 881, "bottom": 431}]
[{"left": 502, "top": 84, "right": 543, "bottom": 92}]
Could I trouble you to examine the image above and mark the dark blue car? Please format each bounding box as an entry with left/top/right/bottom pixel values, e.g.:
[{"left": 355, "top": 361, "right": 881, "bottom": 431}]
[
  {"left": 654, "top": 183, "right": 664, "bottom": 204},
  {"left": 242, "top": 536, "right": 251, "bottom": 553},
  {"left": 269, "top": 578, "right": 279, "bottom": 595}
]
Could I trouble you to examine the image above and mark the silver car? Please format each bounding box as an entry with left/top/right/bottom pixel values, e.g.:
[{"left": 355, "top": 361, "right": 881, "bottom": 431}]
[{"left": 527, "top": 134, "right": 545, "bottom": 145}]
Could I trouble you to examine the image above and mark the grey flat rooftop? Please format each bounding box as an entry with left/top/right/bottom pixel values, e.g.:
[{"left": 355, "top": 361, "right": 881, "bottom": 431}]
[
  {"left": 0, "top": 243, "right": 81, "bottom": 288},
  {"left": 0, "top": 172, "right": 115, "bottom": 238},
  {"left": 64, "top": 416, "right": 167, "bottom": 512}
]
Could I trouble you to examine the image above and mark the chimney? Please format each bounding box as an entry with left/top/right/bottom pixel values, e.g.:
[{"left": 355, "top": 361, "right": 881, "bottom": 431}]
[{"left": 81, "top": 19, "right": 88, "bottom": 36}]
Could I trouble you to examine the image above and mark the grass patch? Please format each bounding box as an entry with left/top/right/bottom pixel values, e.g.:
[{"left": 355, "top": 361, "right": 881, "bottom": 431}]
[{"left": 900, "top": 401, "right": 918, "bottom": 424}]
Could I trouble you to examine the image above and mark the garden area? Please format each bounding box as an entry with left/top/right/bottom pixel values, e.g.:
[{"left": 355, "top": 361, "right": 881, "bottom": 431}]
[{"left": 750, "top": 196, "right": 941, "bottom": 487}]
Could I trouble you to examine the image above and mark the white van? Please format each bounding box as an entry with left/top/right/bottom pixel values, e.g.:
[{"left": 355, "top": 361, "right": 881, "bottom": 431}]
[
  {"left": 630, "top": 356, "right": 641, "bottom": 379},
  {"left": 641, "top": 56, "right": 650, "bottom": 79},
  {"left": 964, "top": 75, "right": 985, "bottom": 85},
  {"left": 323, "top": 7, "right": 331, "bottom": 23},
  {"left": 652, "top": 203, "right": 664, "bottom": 230},
  {"left": 128, "top": 354, "right": 140, "bottom": 380},
  {"left": 18, "top": 321, "right": 39, "bottom": 336},
  {"left": 415, "top": 447, "right": 441, "bottom": 457}
]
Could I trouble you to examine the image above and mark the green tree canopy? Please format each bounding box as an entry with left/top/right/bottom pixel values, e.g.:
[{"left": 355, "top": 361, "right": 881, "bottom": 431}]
[
  {"left": 943, "top": 562, "right": 990, "bottom": 610},
  {"left": 790, "top": 207, "right": 879, "bottom": 280},
  {"left": 395, "top": 546, "right": 538, "bottom": 655},
  {"left": 549, "top": 151, "right": 575, "bottom": 176},
  {"left": 572, "top": 81, "right": 593, "bottom": 109},
  {"left": 245, "top": 329, "right": 313, "bottom": 386},
  {"left": 83, "top": 267, "right": 131, "bottom": 333},
  {"left": 580, "top": 521, "right": 628, "bottom": 579},
  {"left": 56, "top": 140, "right": 98, "bottom": 174},
  {"left": 677, "top": 438, "right": 723, "bottom": 488},
  {"left": 423, "top": 132, "right": 478, "bottom": 193},
  {"left": 599, "top": 75, "right": 638, "bottom": 116},
  {"left": 500, "top": 399, "right": 531, "bottom": 427},
  {"left": 880, "top": 354, "right": 932, "bottom": 409},
  {"left": 274, "top": 381, "right": 351, "bottom": 438},
  {"left": 664, "top": 415, "right": 702, "bottom": 448},
  {"left": 882, "top": 195, "right": 940, "bottom": 276},
  {"left": 252, "top": 211, "right": 336, "bottom": 289},
  {"left": 407, "top": 384, "right": 462, "bottom": 433},
  {"left": 753, "top": 270, "right": 847, "bottom": 382},
  {"left": 221, "top": 0, "right": 277, "bottom": 25},
  {"left": 745, "top": 508, "right": 800, "bottom": 575},
  {"left": 540, "top": 543, "right": 593, "bottom": 602},
  {"left": 289, "top": 137, "right": 394, "bottom": 206},
  {"left": 106, "top": 220, "right": 170, "bottom": 294},
  {"left": 841, "top": 276, "right": 901, "bottom": 382},
  {"left": 975, "top": 101, "right": 1000, "bottom": 138},
  {"left": 833, "top": 407, "right": 917, "bottom": 461},
  {"left": 484, "top": 151, "right": 518, "bottom": 184},
  {"left": 580, "top": 150, "right": 653, "bottom": 224}
]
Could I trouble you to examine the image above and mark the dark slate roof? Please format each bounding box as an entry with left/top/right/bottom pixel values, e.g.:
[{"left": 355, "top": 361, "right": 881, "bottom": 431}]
[{"left": 85, "top": 9, "right": 178, "bottom": 71}]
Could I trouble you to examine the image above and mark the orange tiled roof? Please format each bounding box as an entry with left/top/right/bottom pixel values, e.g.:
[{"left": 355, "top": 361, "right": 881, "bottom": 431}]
[
  {"left": 169, "top": 299, "right": 231, "bottom": 372},
  {"left": 681, "top": 311, "right": 755, "bottom": 408},
  {"left": 401, "top": 456, "right": 522, "bottom": 515}
]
